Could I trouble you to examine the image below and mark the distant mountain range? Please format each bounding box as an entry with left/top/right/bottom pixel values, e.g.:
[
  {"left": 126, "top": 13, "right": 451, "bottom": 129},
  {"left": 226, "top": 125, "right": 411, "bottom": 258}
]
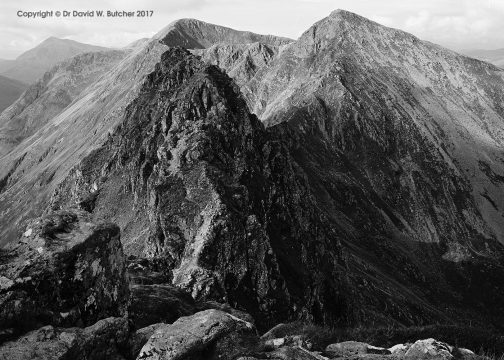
[
  {"left": 0, "top": 37, "right": 110, "bottom": 84},
  {"left": 462, "top": 48, "right": 504, "bottom": 68},
  {"left": 0, "top": 75, "right": 26, "bottom": 113}
]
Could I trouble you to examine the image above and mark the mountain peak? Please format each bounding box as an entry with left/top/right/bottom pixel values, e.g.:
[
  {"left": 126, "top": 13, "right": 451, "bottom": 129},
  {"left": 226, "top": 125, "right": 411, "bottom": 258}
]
[
  {"left": 326, "top": 9, "right": 383, "bottom": 29},
  {"left": 155, "top": 18, "right": 292, "bottom": 49},
  {"left": 40, "top": 36, "right": 72, "bottom": 45},
  {"left": 329, "top": 9, "right": 361, "bottom": 19}
]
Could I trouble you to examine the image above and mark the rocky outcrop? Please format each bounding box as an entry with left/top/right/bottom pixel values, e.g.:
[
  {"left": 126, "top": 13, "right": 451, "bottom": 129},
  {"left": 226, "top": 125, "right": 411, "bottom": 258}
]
[
  {"left": 403, "top": 339, "right": 453, "bottom": 360},
  {"left": 137, "top": 309, "right": 256, "bottom": 360},
  {"left": 0, "top": 317, "right": 129, "bottom": 360},
  {"left": 0, "top": 210, "right": 128, "bottom": 341},
  {"left": 193, "top": 42, "right": 281, "bottom": 86}
]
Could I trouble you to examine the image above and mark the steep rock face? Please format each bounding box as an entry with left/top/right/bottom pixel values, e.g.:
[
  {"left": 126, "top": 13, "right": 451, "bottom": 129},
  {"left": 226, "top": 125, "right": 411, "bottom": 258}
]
[
  {"left": 0, "top": 210, "right": 128, "bottom": 340},
  {"left": 193, "top": 42, "right": 282, "bottom": 86},
  {"left": 0, "top": 50, "right": 127, "bottom": 155},
  {"left": 155, "top": 18, "right": 292, "bottom": 49}
]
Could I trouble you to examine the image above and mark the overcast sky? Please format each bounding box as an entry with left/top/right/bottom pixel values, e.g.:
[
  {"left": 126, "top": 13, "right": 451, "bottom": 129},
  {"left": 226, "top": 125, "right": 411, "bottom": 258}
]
[{"left": 1, "top": 0, "right": 503, "bottom": 59}]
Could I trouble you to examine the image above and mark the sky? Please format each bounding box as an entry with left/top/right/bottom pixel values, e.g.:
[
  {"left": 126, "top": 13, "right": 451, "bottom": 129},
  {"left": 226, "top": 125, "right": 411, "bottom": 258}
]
[{"left": 1, "top": 0, "right": 503, "bottom": 59}]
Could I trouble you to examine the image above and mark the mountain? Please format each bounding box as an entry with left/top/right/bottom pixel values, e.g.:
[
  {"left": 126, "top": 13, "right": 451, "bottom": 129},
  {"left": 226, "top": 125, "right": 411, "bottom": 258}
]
[
  {"left": 0, "top": 75, "right": 26, "bottom": 113},
  {"left": 2, "top": 11, "right": 504, "bottom": 335},
  {"left": 202, "top": 10, "right": 504, "bottom": 244},
  {"left": 0, "top": 37, "right": 110, "bottom": 84},
  {"left": 462, "top": 48, "right": 504, "bottom": 68},
  {"left": 155, "top": 18, "right": 293, "bottom": 48}
]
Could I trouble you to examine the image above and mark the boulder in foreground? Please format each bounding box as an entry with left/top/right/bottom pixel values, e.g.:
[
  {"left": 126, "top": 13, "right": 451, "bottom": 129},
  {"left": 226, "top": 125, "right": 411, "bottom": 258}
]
[
  {"left": 0, "top": 316, "right": 128, "bottom": 360},
  {"left": 137, "top": 309, "right": 256, "bottom": 360},
  {"left": 0, "top": 210, "right": 129, "bottom": 339}
]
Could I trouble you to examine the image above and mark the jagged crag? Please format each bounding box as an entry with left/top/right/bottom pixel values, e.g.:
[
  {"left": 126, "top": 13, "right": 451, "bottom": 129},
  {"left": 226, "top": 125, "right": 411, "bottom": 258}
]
[{"left": 2, "top": 10, "right": 504, "bottom": 359}]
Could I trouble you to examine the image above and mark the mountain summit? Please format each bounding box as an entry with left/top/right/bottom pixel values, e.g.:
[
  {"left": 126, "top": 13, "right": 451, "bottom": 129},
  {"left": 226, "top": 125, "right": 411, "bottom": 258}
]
[{"left": 155, "top": 18, "right": 292, "bottom": 49}]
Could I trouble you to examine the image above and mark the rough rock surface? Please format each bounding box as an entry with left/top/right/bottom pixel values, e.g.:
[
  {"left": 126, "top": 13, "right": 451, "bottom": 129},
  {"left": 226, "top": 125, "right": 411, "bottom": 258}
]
[
  {"left": 136, "top": 309, "right": 256, "bottom": 360},
  {"left": 127, "top": 323, "right": 165, "bottom": 360},
  {"left": 404, "top": 339, "right": 453, "bottom": 360},
  {"left": 325, "top": 341, "right": 390, "bottom": 358},
  {"left": 0, "top": 210, "right": 128, "bottom": 340},
  {"left": 0, "top": 317, "right": 129, "bottom": 360}
]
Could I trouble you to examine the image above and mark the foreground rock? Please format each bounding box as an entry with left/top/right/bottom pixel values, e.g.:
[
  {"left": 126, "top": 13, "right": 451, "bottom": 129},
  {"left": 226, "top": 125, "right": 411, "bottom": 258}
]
[
  {"left": 0, "top": 210, "right": 129, "bottom": 340},
  {"left": 403, "top": 338, "right": 453, "bottom": 359},
  {"left": 321, "top": 339, "right": 479, "bottom": 360},
  {"left": 137, "top": 309, "right": 257, "bottom": 360},
  {"left": 0, "top": 317, "right": 128, "bottom": 360},
  {"left": 325, "top": 341, "right": 390, "bottom": 358}
]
